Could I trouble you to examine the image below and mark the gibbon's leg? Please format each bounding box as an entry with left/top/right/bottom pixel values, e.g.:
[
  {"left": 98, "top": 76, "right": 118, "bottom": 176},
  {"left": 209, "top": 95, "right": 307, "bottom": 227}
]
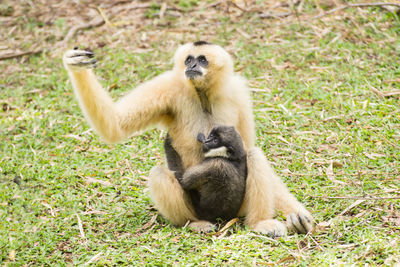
[
  {"left": 148, "top": 166, "right": 197, "bottom": 226},
  {"left": 238, "top": 147, "right": 287, "bottom": 237},
  {"left": 239, "top": 147, "right": 314, "bottom": 236},
  {"left": 274, "top": 179, "right": 314, "bottom": 234},
  {"left": 148, "top": 166, "right": 216, "bottom": 233}
]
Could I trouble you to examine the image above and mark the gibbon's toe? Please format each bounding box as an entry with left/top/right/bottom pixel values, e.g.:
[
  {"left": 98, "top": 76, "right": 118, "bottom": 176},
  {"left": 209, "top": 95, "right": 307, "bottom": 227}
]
[
  {"left": 286, "top": 211, "right": 314, "bottom": 234},
  {"left": 252, "top": 219, "right": 287, "bottom": 238},
  {"left": 188, "top": 221, "right": 216, "bottom": 233},
  {"left": 63, "top": 49, "right": 97, "bottom": 69}
]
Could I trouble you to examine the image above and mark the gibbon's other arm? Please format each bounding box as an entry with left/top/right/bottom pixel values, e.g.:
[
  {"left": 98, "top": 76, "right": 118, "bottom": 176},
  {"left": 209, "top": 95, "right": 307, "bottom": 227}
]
[
  {"left": 63, "top": 49, "right": 176, "bottom": 143},
  {"left": 180, "top": 162, "right": 217, "bottom": 190}
]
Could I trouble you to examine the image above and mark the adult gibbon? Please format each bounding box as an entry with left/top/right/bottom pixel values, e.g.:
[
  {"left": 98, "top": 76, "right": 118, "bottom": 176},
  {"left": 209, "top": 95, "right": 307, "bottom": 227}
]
[
  {"left": 165, "top": 125, "right": 247, "bottom": 224},
  {"left": 63, "top": 41, "right": 314, "bottom": 236}
]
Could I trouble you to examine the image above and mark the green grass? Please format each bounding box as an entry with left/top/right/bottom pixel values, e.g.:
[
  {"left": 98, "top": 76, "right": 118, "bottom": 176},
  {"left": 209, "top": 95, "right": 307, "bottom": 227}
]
[{"left": 1, "top": 1, "right": 400, "bottom": 265}]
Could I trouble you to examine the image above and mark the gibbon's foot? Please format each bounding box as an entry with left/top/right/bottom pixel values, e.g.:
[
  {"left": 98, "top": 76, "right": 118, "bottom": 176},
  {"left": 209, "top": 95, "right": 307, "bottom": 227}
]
[
  {"left": 252, "top": 219, "right": 287, "bottom": 238},
  {"left": 286, "top": 210, "right": 314, "bottom": 234},
  {"left": 63, "top": 48, "right": 97, "bottom": 70},
  {"left": 188, "top": 221, "right": 216, "bottom": 233}
]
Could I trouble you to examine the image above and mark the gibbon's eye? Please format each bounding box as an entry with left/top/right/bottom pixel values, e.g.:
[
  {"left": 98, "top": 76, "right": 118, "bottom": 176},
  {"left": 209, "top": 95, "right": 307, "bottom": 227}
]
[
  {"left": 197, "top": 55, "right": 209, "bottom": 67},
  {"left": 185, "top": 55, "right": 194, "bottom": 66}
]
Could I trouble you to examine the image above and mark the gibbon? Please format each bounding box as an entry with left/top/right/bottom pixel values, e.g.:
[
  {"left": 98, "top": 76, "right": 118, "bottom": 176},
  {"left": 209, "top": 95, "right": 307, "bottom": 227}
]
[
  {"left": 63, "top": 41, "right": 314, "bottom": 236},
  {"left": 165, "top": 125, "right": 247, "bottom": 224}
]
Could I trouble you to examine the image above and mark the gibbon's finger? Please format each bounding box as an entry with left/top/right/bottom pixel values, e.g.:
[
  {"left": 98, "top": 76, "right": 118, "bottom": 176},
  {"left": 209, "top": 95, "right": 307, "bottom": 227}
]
[
  {"left": 64, "top": 49, "right": 94, "bottom": 59},
  {"left": 65, "top": 57, "right": 97, "bottom": 68},
  {"left": 298, "top": 211, "right": 314, "bottom": 233},
  {"left": 75, "top": 59, "right": 97, "bottom": 68},
  {"left": 288, "top": 212, "right": 307, "bottom": 234},
  {"left": 253, "top": 219, "right": 287, "bottom": 237},
  {"left": 188, "top": 221, "right": 216, "bottom": 233}
]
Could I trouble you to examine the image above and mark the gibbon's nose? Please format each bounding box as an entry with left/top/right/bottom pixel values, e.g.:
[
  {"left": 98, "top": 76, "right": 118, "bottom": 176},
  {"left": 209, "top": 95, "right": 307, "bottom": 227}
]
[{"left": 197, "top": 133, "right": 206, "bottom": 143}]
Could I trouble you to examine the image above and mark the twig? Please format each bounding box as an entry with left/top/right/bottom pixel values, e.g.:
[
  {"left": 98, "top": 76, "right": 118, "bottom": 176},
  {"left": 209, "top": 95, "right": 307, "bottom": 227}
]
[
  {"left": 308, "top": 234, "right": 324, "bottom": 251},
  {"left": 338, "top": 199, "right": 365, "bottom": 216},
  {"left": 41, "top": 202, "right": 56, "bottom": 217},
  {"left": 229, "top": 1, "right": 247, "bottom": 12},
  {"left": 97, "top": 7, "right": 112, "bottom": 27},
  {"left": 199, "top": 0, "right": 223, "bottom": 10},
  {"left": 315, "top": 196, "right": 400, "bottom": 200},
  {"left": 105, "top": 3, "right": 152, "bottom": 15},
  {"left": 370, "top": 86, "right": 400, "bottom": 98},
  {"left": 75, "top": 214, "right": 86, "bottom": 239},
  {"left": 311, "top": 2, "right": 400, "bottom": 20},
  {"left": 0, "top": 49, "right": 42, "bottom": 60},
  {"left": 63, "top": 17, "right": 105, "bottom": 43},
  {"left": 248, "top": 234, "right": 301, "bottom": 258},
  {"left": 62, "top": 3, "right": 155, "bottom": 43},
  {"left": 84, "top": 251, "right": 103, "bottom": 266},
  {"left": 260, "top": 11, "right": 292, "bottom": 19}
]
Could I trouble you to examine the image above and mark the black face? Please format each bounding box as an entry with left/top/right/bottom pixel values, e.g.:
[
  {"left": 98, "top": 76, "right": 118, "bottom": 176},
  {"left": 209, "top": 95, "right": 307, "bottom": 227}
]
[
  {"left": 197, "top": 131, "right": 220, "bottom": 150},
  {"left": 185, "top": 55, "right": 209, "bottom": 79},
  {"left": 197, "top": 126, "right": 234, "bottom": 155}
]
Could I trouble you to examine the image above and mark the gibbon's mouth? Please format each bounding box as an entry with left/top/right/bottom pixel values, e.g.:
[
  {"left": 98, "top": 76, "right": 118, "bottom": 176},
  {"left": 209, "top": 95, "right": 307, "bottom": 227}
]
[{"left": 185, "top": 70, "right": 203, "bottom": 79}]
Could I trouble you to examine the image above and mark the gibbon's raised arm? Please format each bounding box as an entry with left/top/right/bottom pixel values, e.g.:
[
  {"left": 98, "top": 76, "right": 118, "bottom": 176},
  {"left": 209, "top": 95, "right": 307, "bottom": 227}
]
[{"left": 64, "top": 50, "right": 176, "bottom": 143}]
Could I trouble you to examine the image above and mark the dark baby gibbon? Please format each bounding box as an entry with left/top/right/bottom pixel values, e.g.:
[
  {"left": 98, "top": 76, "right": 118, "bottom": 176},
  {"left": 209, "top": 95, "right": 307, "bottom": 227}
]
[{"left": 165, "top": 125, "right": 247, "bottom": 223}]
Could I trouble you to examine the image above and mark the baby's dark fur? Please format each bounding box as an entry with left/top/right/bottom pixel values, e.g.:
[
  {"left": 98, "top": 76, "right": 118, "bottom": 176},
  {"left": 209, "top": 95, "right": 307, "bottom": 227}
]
[{"left": 164, "top": 125, "right": 247, "bottom": 222}]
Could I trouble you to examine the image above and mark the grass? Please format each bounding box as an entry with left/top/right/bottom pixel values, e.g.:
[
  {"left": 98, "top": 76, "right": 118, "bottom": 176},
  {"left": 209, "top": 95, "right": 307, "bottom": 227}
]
[{"left": 1, "top": 1, "right": 400, "bottom": 265}]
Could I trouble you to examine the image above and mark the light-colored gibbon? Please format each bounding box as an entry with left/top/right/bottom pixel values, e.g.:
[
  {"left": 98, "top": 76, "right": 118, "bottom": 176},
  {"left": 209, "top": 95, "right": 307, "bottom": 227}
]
[{"left": 63, "top": 41, "right": 314, "bottom": 236}]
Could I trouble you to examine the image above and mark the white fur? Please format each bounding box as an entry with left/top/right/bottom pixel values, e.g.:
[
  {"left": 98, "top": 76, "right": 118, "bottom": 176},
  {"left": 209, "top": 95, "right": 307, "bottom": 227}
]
[{"left": 204, "top": 146, "right": 228, "bottom": 158}]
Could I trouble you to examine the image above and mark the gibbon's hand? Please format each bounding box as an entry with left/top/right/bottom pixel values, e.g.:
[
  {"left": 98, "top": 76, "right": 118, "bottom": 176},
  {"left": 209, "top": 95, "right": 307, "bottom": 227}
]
[
  {"left": 63, "top": 47, "right": 97, "bottom": 70},
  {"left": 286, "top": 210, "right": 315, "bottom": 234}
]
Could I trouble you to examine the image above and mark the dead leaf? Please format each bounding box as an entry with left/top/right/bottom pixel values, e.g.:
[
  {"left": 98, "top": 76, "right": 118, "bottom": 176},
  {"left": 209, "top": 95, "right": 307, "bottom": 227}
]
[
  {"left": 382, "top": 216, "right": 400, "bottom": 227},
  {"left": 370, "top": 86, "right": 400, "bottom": 98},
  {"left": 211, "top": 218, "right": 239, "bottom": 236},
  {"left": 81, "top": 210, "right": 107, "bottom": 215},
  {"left": 317, "top": 220, "right": 332, "bottom": 229},
  {"left": 85, "top": 177, "right": 111, "bottom": 186},
  {"left": 9, "top": 250, "right": 16, "bottom": 261},
  {"left": 277, "top": 256, "right": 295, "bottom": 264},
  {"left": 364, "top": 152, "right": 386, "bottom": 160},
  {"left": 332, "top": 161, "right": 343, "bottom": 168},
  {"left": 135, "top": 214, "right": 158, "bottom": 233},
  {"left": 338, "top": 199, "right": 366, "bottom": 216},
  {"left": 326, "top": 162, "right": 346, "bottom": 184},
  {"left": 276, "top": 135, "right": 290, "bottom": 145}
]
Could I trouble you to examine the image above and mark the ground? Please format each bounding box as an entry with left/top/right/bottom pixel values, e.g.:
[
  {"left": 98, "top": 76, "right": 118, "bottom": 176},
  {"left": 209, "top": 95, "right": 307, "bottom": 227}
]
[{"left": 0, "top": 0, "right": 399, "bottom": 265}]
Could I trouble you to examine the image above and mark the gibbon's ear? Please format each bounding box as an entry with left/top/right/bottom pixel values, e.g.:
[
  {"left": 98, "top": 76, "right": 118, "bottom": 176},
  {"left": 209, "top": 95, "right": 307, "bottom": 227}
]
[
  {"left": 173, "top": 43, "right": 192, "bottom": 71},
  {"left": 201, "top": 45, "right": 234, "bottom": 72}
]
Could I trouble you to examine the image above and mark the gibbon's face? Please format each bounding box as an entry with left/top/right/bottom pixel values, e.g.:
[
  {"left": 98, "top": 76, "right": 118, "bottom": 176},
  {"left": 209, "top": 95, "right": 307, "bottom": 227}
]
[
  {"left": 197, "top": 126, "right": 242, "bottom": 158},
  {"left": 174, "top": 41, "right": 234, "bottom": 88},
  {"left": 184, "top": 54, "right": 209, "bottom": 80}
]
